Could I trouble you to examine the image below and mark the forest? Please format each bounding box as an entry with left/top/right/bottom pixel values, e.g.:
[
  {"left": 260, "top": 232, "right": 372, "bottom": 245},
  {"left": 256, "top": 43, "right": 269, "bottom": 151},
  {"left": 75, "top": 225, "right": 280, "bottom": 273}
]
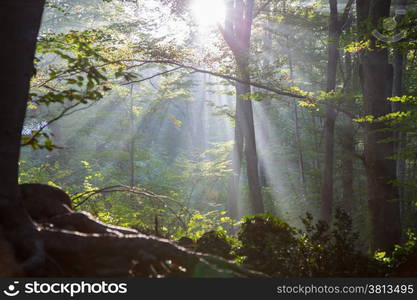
[{"left": 0, "top": 0, "right": 417, "bottom": 278}]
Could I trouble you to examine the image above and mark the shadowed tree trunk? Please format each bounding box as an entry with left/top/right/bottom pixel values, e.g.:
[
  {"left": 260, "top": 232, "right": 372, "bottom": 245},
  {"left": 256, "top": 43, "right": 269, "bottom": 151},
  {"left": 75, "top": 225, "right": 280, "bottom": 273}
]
[
  {"left": 0, "top": 0, "right": 47, "bottom": 273},
  {"left": 392, "top": 0, "right": 407, "bottom": 228},
  {"left": 341, "top": 46, "right": 355, "bottom": 212},
  {"left": 320, "top": 0, "right": 340, "bottom": 223},
  {"left": 341, "top": 115, "right": 355, "bottom": 210},
  {"left": 321, "top": 0, "right": 354, "bottom": 223},
  {"left": 357, "top": 0, "right": 401, "bottom": 251}
]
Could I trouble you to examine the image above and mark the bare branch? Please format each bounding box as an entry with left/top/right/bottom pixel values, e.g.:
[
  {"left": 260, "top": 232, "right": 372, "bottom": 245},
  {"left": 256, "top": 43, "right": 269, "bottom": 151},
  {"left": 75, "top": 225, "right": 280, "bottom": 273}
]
[
  {"left": 121, "top": 67, "right": 183, "bottom": 85},
  {"left": 72, "top": 185, "right": 193, "bottom": 230},
  {"left": 339, "top": 0, "right": 355, "bottom": 31},
  {"left": 21, "top": 102, "right": 81, "bottom": 147},
  {"left": 120, "top": 59, "right": 309, "bottom": 99}
]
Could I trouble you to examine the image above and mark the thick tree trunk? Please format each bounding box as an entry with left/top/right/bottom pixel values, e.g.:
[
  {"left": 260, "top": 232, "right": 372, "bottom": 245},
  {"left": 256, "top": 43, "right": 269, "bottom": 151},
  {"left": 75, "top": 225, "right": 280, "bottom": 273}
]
[
  {"left": 358, "top": 0, "right": 401, "bottom": 251},
  {"left": 0, "top": 0, "right": 46, "bottom": 273},
  {"left": 237, "top": 64, "right": 264, "bottom": 214},
  {"left": 321, "top": 106, "right": 336, "bottom": 222},
  {"left": 320, "top": 0, "right": 339, "bottom": 223},
  {"left": 224, "top": 0, "right": 264, "bottom": 217}
]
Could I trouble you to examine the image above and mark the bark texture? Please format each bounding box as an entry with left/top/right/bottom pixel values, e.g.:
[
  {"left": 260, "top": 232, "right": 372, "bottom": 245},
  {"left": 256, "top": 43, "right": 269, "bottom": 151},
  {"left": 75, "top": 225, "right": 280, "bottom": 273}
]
[
  {"left": 0, "top": 0, "right": 47, "bottom": 273},
  {"left": 320, "top": 0, "right": 339, "bottom": 223},
  {"left": 357, "top": 0, "right": 401, "bottom": 251},
  {"left": 224, "top": 0, "right": 264, "bottom": 218}
]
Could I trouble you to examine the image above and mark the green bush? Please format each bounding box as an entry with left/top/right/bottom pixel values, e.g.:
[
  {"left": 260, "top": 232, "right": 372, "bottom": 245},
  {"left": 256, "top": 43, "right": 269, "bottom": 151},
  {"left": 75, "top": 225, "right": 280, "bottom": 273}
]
[
  {"left": 376, "top": 231, "right": 417, "bottom": 276},
  {"left": 236, "top": 214, "right": 300, "bottom": 277},
  {"left": 298, "top": 210, "right": 380, "bottom": 277},
  {"left": 236, "top": 210, "right": 380, "bottom": 277},
  {"left": 195, "top": 231, "right": 233, "bottom": 259}
]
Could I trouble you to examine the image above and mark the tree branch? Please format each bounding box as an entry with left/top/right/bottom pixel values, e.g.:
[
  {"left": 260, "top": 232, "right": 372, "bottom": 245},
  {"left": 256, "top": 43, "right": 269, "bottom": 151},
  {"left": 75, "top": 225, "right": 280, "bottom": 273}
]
[
  {"left": 121, "top": 67, "right": 183, "bottom": 85},
  {"left": 21, "top": 102, "right": 81, "bottom": 147},
  {"left": 121, "top": 59, "right": 309, "bottom": 99},
  {"left": 339, "top": 0, "right": 355, "bottom": 31}
]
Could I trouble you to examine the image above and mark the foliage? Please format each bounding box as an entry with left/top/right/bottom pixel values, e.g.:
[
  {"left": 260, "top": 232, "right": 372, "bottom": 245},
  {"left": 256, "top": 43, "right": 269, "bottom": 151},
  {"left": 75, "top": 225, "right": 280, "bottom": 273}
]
[
  {"left": 375, "top": 231, "right": 417, "bottom": 270},
  {"left": 298, "top": 210, "right": 380, "bottom": 277},
  {"left": 195, "top": 231, "right": 234, "bottom": 259},
  {"left": 236, "top": 211, "right": 381, "bottom": 277},
  {"left": 236, "top": 214, "right": 300, "bottom": 277},
  {"left": 173, "top": 211, "right": 234, "bottom": 241}
]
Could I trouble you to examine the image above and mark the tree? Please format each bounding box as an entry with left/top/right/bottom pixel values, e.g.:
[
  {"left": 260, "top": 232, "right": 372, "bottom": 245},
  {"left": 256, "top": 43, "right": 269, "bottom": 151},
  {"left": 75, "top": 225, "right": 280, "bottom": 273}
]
[
  {"left": 222, "top": 0, "right": 264, "bottom": 218},
  {"left": 320, "top": 0, "right": 354, "bottom": 223},
  {"left": 357, "top": 0, "right": 401, "bottom": 251},
  {"left": 0, "top": 0, "right": 47, "bottom": 273}
]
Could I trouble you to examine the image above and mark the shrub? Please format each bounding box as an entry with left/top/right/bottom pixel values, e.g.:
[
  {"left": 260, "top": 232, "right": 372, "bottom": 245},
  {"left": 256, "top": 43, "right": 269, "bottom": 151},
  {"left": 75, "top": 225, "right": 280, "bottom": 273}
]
[
  {"left": 195, "top": 231, "right": 233, "bottom": 259},
  {"left": 236, "top": 210, "right": 380, "bottom": 277},
  {"left": 377, "top": 231, "right": 417, "bottom": 276},
  {"left": 298, "top": 210, "right": 380, "bottom": 277},
  {"left": 236, "top": 214, "right": 300, "bottom": 277}
]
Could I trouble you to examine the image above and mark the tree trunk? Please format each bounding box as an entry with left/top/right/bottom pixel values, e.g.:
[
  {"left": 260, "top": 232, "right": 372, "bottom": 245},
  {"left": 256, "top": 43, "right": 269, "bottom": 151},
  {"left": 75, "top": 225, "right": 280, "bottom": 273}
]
[
  {"left": 358, "top": 0, "right": 401, "bottom": 251},
  {"left": 341, "top": 49, "right": 355, "bottom": 212},
  {"left": 284, "top": 2, "right": 307, "bottom": 197},
  {"left": 257, "top": 5, "right": 273, "bottom": 190},
  {"left": 0, "top": 0, "right": 46, "bottom": 273},
  {"left": 341, "top": 118, "right": 355, "bottom": 208},
  {"left": 227, "top": 121, "right": 243, "bottom": 219},
  {"left": 128, "top": 86, "right": 135, "bottom": 189},
  {"left": 237, "top": 63, "right": 264, "bottom": 214},
  {"left": 320, "top": 0, "right": 339, "bottom": 223},
  {"left": 224, "top": 0, "right": 264, "bottom": 217},
  {"left": 392, "top": 0, "right": 407, "bottom": 228}
]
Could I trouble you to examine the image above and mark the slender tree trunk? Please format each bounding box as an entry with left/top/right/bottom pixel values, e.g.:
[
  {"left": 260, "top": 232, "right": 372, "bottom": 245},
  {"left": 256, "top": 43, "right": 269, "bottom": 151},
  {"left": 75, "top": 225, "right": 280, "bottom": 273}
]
[
  {"left": 392, "top": 0, "right": 407, "bottom": 227},
  {"left": 285, "top": 4, "right": 307, "bottom": 197},
  {"left": 294, "top": 101, "right": 307, "bottom": 196},
  {"left": 358, "top": 0, "right": 401, "bottom": 251},
  {"left": 128, "top": 86, "right": 135, "bottom": 189},
  {"left": 228, "top": 120, "right": 243, "bottom": 219},
  {"left": 341, "top": 117, "right": 354, "bottom": 208},
  {"left": 257, "top": 4, "right": 273, "bottom": 189},
  {"left": 257, "top": 103, "right": 270, "bottom": 189},
  {"left": 341, "top": 50, "right": 355, "bottom": 212},
  {"left": 0, "top": 0, "right": 46, "bottom": 273},
  {"left": 46, "top": 117, "right": 63, "bottom": 163}
]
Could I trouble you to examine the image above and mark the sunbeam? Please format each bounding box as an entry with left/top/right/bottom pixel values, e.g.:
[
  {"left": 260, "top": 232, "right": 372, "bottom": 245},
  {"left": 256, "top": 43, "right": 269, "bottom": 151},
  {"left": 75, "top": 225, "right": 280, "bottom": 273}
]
[{"left": 191, "top": 0, "right": 225, "bottom": 30}]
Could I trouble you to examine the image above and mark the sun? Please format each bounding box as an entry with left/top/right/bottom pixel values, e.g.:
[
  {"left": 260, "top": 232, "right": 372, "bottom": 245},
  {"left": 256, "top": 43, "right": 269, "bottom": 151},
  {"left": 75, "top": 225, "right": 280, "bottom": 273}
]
[{"left": 191, "top": 0, "right": 226, "bottom": 29}]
